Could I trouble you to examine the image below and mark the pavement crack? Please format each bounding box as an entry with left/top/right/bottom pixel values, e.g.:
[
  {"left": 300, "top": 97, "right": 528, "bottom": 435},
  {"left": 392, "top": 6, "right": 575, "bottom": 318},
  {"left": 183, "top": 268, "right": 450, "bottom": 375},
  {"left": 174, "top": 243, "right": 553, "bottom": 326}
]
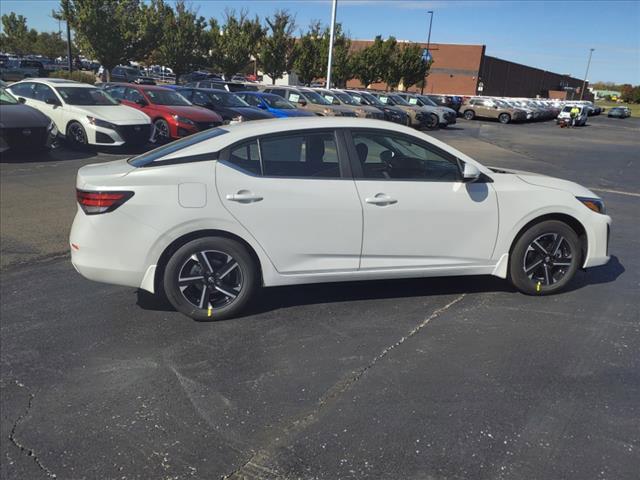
[
  {"left": 221, "top": 294, "right": 467, "bottom": 479},
  {"left": 8, "top": 380, "right": 57, "bottom": 478}
]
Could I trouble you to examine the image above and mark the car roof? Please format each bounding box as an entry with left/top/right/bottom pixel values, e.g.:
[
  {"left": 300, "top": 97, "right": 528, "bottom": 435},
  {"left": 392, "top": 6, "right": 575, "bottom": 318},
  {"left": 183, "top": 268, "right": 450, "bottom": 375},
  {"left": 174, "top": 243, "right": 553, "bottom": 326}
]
[{"left": 14, "top": 78, "right": 93, "bottom": 88}]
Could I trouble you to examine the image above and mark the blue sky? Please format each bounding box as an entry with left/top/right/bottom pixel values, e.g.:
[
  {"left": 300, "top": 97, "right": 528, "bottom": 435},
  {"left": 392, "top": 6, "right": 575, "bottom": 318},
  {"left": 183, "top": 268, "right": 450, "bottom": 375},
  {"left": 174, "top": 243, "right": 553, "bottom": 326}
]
[{"left": 2, "top": 0, "right": 639, "bottom": 84}]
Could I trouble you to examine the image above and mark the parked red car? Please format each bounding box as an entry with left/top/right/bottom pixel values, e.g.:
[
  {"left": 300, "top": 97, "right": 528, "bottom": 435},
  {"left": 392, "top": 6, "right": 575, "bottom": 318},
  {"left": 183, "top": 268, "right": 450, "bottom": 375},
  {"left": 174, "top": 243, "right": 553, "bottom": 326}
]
[{"left": 103, "top": 83, "right": 222, "bottom": 142}]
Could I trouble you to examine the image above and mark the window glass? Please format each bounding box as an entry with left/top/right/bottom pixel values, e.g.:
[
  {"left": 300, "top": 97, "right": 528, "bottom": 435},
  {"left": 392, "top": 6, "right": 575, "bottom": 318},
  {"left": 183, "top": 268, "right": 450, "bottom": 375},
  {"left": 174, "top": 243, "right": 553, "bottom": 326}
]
[
  {"left": 352, "top": 132, "right": 460, "bottom": 181},
  {"left": 268, "top": 89, "right": 286, "bottom": 98},
  {"left": 10, "top": 82, "right": 36, "bottom": 98},
  {"left": 229, "top": 140, "right": 261, "bottom": 175},
  {"left": 240, "top": 95, "right": 262, "bottom": 107},
  {"left": 56, "top": 87, "right": 119, "bottom": 105},
  {"left": 143, "top": 89, "right": 190, "bottom": 106},
  {"left": 106, "top": 86, "right": 126, "bottom": 100},
  {"left": 33, "top": 84, "right": 57, "bottom": 103},
  {"left": 125, "top": 88, "right": 144, "bottom": 102},
  {"left": 260, "top": 132, "right": 340, "bottom": 178}
]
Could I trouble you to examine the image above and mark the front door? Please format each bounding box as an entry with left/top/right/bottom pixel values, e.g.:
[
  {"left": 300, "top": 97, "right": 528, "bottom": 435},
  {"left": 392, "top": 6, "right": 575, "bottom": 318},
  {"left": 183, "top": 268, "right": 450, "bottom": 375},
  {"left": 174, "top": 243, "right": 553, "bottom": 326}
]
[
  {"left": 348, "top": 129, "right": 499, "bottom": 270},
  {"left": 215, "top": 129, "right": 363, "bottom": 274}
]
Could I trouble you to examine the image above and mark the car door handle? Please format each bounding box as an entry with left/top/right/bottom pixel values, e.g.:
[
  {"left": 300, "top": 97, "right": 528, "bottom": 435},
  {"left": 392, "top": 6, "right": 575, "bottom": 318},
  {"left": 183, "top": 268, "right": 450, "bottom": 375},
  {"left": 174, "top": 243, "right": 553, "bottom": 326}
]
[
  {"left": 365, "top": 194, "right": 397, "bottom": 206},
  {"left": 226, "top": 191, "right": 263, "bottom": 203}
]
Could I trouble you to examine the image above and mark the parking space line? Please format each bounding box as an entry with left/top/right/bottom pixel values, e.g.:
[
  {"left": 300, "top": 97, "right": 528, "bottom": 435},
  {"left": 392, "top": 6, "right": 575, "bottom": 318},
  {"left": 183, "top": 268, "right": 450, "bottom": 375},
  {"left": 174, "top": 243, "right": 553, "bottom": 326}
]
[{"left": 589, "top": 188, "right": 640, "bottom": 198}]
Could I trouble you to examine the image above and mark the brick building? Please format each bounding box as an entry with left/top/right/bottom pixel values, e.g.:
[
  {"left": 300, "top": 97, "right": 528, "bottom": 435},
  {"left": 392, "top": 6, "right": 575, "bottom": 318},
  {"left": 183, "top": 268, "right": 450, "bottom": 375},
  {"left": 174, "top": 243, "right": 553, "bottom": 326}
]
[{"left": 345, "top": 40, "right": 590, "bottom": 100}]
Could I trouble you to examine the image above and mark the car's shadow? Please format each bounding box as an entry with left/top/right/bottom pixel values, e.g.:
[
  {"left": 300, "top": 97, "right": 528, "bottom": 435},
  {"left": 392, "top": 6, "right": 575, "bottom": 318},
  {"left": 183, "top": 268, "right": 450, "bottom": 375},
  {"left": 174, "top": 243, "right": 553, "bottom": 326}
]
[{"left": 136, "top": 255, "right": 625, "bottom": 320}]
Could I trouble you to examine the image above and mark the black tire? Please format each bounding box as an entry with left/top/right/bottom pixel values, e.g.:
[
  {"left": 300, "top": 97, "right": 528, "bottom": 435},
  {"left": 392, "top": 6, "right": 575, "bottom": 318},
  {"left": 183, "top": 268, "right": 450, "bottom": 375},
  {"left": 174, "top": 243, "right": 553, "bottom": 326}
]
[
  {"left": 498, "top": 113, "right": 511, "bottom": 124},
  {"left": 509, "top": 220, "right": 581, "bottom": 295},
  {"left": 152, "top": 118, "right": 171, "bottom": 144},
  {"left": 463, "top": 109, "right": 475, "bottom": 120},
  {"left": 66, "top": 121, "right": 89, "bottom": 149},
  {"left": 163, "top": 237, "right": 258, "bottom": 321},
  {"left": 425, "top": 113, "right": 439, "bottom": 130}
]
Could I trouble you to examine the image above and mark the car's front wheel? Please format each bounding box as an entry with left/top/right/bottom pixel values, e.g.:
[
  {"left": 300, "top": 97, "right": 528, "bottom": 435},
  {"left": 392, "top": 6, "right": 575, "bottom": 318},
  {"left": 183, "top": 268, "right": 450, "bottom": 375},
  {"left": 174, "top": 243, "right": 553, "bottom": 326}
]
[
  {"left": 425, "top": 113, "right": 439, "bottom": 130},
  {"left": 66, "top": 121, "right": 89, "bottom": 149},
  {"left": 509, "top": 220, "right": 581, "bottom": 295},
  {"left": 463, "top": 110, "right": 475, "bottom": 120},
  {"left": 163, "top": 237, "right": 258, "bottom": 320},
  {"left": 152, "top": 118, "right": 171, "bottom": 143}
]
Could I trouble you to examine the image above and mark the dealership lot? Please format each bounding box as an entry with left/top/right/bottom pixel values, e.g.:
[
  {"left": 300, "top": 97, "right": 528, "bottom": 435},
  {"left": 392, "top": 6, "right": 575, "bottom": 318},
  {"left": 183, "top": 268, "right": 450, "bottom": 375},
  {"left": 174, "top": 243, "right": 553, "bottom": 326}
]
[{"left": 1, "top": 116, "right": 639, "bottom": 479}]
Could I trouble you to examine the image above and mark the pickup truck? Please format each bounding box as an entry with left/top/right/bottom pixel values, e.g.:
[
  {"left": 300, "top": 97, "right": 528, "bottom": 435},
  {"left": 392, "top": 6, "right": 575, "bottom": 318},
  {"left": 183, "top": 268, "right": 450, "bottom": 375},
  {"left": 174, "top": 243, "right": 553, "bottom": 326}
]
[{"left": 0, "top": 59, "right": 47, "bottom": 82}]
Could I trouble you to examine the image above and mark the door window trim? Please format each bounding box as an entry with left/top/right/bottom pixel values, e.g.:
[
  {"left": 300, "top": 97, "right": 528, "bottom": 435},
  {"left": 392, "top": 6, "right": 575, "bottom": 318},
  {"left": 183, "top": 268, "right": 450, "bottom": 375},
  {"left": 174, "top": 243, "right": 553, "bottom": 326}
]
[
  {"left": 344, "top": 128, "right": 468, "bottom": 183},
  {"left": 219, "top": 128, "right": 354, "bottom": 180}
]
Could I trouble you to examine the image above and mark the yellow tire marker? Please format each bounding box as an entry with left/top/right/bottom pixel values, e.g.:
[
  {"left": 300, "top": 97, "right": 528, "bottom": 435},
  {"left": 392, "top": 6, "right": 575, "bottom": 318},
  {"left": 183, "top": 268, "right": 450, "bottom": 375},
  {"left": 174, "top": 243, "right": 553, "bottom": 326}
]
[
  {"left": 208, "top": 306, "right": 212, "bottom": 317},
  {"left": 536, "top": 281, "right": 541, "bottom": 293}
]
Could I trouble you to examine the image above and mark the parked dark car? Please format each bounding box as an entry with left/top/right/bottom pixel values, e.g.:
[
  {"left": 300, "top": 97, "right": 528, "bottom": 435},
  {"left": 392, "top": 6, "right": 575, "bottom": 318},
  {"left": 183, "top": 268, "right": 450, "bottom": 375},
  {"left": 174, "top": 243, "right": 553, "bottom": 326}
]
[
  {"left": 0, "top": 86, "right": 57, "bottom": 153},
  {"left": 344, "top": 89, "right": 409, "bottom": 125},
  {"left": 426, "top": 94, "right": 462, "bottom": 112},
  {"left": 110, "top": 66, "right": 142, "bottom": 83},
  {"left": 168, "top": 86, "right": 274, "bottom": 123}
]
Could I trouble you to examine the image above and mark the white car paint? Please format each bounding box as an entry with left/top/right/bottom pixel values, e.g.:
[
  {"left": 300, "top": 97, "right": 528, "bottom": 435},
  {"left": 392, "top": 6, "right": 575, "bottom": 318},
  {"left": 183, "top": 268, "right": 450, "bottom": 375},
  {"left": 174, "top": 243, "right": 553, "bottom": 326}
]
[
  {"left": 70, "top": 117, "right": 611, "bottom": 296},
  {"left": 8, "top": 79, "right": 151, "bottom": 146}
]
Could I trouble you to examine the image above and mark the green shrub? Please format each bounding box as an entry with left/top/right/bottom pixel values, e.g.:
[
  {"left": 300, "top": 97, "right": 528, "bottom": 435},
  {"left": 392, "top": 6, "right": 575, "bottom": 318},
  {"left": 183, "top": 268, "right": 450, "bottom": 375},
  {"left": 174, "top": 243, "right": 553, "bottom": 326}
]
[{"left": 49, "top": 70, "right": 97, "bottom": 85}]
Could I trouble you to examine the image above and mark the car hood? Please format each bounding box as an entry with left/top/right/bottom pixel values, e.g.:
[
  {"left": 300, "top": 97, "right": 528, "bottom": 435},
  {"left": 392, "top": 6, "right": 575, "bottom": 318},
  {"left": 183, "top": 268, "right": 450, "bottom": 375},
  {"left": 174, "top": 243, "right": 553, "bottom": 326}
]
[
  {"left": 0, "top": 104, "right": 51, "bottom": 128},
  {"left": 74, "top": 105, "right": 151, "bottom": 124},
  {"left": 493, "top": 167, "right": 598, "bottom": 198},
  {"left": 162, "top": 105, "right": 222, "bottom": 122}
]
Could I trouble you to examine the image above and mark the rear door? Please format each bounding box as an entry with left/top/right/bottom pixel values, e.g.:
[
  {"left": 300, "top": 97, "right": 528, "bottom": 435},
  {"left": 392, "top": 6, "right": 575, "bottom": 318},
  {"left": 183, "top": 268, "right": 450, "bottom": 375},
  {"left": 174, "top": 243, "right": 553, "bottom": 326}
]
[{"left": 215, "top": 129, "right": 363, "bottom": 273}]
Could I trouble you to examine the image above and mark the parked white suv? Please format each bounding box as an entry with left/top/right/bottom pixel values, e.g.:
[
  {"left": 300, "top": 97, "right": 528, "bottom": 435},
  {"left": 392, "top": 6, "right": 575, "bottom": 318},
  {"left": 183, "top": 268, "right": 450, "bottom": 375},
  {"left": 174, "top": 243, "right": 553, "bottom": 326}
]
[
  {"left": 70, "top": 117, "right": 611, "bottom": 320},
  {"left": 557, "top": 105, "right": 588, "bottom": 126},
  {"left": 8, "top": 79, "right": 152, "bottom": 147}
]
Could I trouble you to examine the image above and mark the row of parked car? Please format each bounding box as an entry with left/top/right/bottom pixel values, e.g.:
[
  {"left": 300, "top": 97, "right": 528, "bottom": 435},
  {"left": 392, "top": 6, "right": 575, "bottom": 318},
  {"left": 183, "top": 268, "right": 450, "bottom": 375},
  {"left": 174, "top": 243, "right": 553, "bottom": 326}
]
[{"left": 0, "top": 76, "right": 630, "bottom": 154}]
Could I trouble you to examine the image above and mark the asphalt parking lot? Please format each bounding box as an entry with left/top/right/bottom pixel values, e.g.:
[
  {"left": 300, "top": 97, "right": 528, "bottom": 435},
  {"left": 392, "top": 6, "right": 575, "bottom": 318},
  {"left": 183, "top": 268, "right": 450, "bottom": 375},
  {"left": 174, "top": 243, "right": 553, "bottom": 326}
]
[{"left": 1, "top": 115, "right": 639, "bottom": 479}]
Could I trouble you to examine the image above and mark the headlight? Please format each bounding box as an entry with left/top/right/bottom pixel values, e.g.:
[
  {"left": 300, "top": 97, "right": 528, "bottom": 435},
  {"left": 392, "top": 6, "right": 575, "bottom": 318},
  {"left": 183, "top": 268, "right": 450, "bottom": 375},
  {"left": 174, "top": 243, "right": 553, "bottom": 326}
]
[
  {"left": 87, "top": 116, "right": 116, "bottom": 130},
  {"left": 172, "top": 114, "right": 195, "bottom": 125},
  {"left": 577, "top": 196, "right": 605, "bottom": 214}
]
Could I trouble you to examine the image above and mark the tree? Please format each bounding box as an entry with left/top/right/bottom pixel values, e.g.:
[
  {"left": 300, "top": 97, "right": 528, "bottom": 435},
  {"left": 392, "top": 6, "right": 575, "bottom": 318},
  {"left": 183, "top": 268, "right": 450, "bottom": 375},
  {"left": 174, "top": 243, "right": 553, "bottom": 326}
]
[
  {"left": 147, "top": 0, "right": 208, "bottom": 84},
  {"left": 258, "top": 10, "right": 296, "bottom": 84},
  {"left": 293, "top": 22, "right": 322, "bottom": 86},
  {"left": 33, "top": 32, "right": 69, "bottom": 59},
  {"left": 620, "top": 84, "right": 634, "bottom": 103},
  {"left": 397, "top": 42, "right": 429, "bottom": 90},
  {"left": 319, "top": 23, "right": 353, "bottom": 87},
  {"left": 379, "top": 37, "right": 400, "bottom": 90},
  {"left": 352, "top": 35, "right": 387, "bottom": 88},
  {"left": 0, "top": 13, "right": 34, "bottom": 54},
  {"left": 208, "top": 9, "right": 264, "bottom": 80},
  {"left": 60, "top": 0, "right": 154, "bottom": 80}
]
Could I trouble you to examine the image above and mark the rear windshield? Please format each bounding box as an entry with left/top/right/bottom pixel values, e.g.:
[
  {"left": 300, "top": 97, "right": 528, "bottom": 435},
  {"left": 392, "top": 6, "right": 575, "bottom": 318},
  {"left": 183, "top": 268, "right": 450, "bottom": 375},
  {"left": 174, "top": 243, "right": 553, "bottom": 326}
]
[{"left": 128, "top": 128, "right": 228, "bottom": 167}]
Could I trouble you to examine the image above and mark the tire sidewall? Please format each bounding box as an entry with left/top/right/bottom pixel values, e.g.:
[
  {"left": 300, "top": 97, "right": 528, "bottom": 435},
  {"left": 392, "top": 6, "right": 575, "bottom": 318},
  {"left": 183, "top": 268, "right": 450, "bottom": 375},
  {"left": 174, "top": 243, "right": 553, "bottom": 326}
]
[
  {"left": 499, "top": 113, "right": 511, "bottom": 124},
  {"left": 163, "top": 237, "right": 258, "bottom": 321},
  {"left": 509, "top": 220, "right": 581, "bottom": 295},
  {"left": 153, "top": 119, "right": 170, "bottom": 143},
  {"left": 66, "top": 121, "right": 89, "bottom": 149},
  {"left": 464, "top": 110, "right": 475, "bottom": 120}
]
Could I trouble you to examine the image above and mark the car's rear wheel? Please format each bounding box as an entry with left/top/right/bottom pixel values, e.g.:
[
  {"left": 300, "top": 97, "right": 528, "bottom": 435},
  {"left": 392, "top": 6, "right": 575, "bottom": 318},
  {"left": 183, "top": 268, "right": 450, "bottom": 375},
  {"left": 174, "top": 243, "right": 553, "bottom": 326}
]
[
  {"left": 509, "top": 220, "right": 581, "bottom": 295},
  {"left": 463, "top": 110, "right": 475, "bottom": 120},
  {"left": 66, "top": 121, "right": 89, "bottom": 149},
  {"left": 163, "top": 237, "right": 258, "bottom": 320},
  {"left": 152, "top": 118, "right": 170, "bottom": 143},
  {"left": 498, "top": 113, "right": 511, "bottom": 124}
]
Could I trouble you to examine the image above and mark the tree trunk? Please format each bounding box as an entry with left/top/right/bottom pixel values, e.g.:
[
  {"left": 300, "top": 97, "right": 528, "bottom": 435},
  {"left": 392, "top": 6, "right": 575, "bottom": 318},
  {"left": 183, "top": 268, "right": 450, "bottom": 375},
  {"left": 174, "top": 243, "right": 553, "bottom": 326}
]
[
  {"left": 105, "top": 68, "right": 111, "bottom": 82},
  {"left": 271, "top": 76, "right": 276, "bottom": 85}
]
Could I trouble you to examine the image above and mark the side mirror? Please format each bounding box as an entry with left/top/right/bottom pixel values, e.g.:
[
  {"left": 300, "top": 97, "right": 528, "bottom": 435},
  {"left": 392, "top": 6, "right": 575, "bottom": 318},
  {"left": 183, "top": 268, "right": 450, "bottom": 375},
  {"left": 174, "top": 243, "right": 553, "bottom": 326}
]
[
  {"left": 135, "top": 98, "right": 147, "bottom": 107},
  {"left": 298, "top": 99, "right": 307, "bottom": 106},
  {"left": 462, "top": 162, "right": 481, "bottom": 182},
  {"left": 333, "top": 99, "right": 340, "bottom": 105},
  {"left": 45, "top": 97, "right": 60, "bottom": 106},
  {"left": 17, "top": 97, "right": 26, "bottom": 104}
]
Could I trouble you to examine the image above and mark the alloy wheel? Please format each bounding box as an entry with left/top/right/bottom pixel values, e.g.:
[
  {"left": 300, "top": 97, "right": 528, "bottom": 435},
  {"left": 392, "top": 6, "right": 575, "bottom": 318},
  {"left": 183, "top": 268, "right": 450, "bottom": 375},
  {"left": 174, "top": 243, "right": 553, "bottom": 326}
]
[
  {"left": 69, "top": 123, "right": 87, "bottom": 145},
  {"left": 153, "top": 120, "right": 170, "bottom": 143},
  {"left": 522, "top": 233, "right": 574, "bottom": 286},
  {"left": 177, "top": 250, "right": 243, "bottom": 310}
]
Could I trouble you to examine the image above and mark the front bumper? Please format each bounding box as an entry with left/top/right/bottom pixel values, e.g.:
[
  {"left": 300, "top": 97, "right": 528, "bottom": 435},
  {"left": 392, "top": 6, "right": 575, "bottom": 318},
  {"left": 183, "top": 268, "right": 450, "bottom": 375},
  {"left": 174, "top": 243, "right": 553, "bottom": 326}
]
[
  {"left": 583, "top": 213, "right": 612, "bottom": 268},
  {"left": 90, "top": 123, "right": 152, "bottom": 146}
]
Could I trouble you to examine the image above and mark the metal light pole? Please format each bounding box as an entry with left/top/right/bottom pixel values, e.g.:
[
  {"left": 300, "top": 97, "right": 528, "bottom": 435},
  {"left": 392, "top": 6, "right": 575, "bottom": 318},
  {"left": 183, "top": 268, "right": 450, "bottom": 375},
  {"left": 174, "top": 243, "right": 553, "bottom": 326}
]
[
  {"left": 65, "top": 3, "right": 73, "bottom": 73},
  {"left": 580, "top": 48, "right": 594, "bottom": 100},
  {"left": 421, "top": 10, "right": 434, "bottom": 94},
  {"left": 326, "top": 0, "right": 338, "bottom": 88}
]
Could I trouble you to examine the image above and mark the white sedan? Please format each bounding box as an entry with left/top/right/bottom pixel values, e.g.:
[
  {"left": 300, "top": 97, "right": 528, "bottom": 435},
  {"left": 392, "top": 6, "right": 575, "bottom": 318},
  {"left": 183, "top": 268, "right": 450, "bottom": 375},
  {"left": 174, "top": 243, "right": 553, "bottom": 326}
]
[
  {"left": 8, "top": 79, "right": 151, "bottom": 147},
  {"left": 70, "top": 117, "right": 611, "bottom": 320}
]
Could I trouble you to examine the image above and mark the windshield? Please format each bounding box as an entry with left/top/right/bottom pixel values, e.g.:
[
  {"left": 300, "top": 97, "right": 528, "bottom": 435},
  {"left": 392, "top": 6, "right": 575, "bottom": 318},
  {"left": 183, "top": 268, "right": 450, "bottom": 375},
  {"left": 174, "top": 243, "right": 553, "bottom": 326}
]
[
  {"left": 359, "top": 92, "right": 384, "bottom": 106},
  {"left": 301, "top": 90, "right": 331, "bottom": 105},
  {"left": 0, "top": 88, "right": 18, "bottom": 105},
  {"left": 389, "top": 94, "right": 411, "bottom": 106},
  {"left": 144, "top": 89, "right": 191, "bottom": 106},
  {"left": 333, "top": 92, "right": 359, "bottom": 105},
  {"left": 56, "top": 87, "right": 119, "bottom": 106},
  {"left": 129, "top": 128, "right": 229, "bottom": 167},
  {"left": 204, "top": 90, "right": 250, "bottom": 107},
  {"left": 417, "top": 95, "right": 437, "bottom": 107},
  {"left": 262, "top": 95, "right": 295, "bottom": 109}
]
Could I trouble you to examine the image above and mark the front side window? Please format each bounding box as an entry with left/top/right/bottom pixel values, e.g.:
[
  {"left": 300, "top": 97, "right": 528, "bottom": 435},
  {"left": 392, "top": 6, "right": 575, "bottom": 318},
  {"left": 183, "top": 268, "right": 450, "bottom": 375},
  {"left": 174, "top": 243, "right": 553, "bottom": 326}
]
[
  {"left": 33, "top": 84, "right": 58, "bottom": 103},
  {"left": 351, "top": 131, "right": 460, "bottom": 182},
  {"left": 239, "top": 94, "right": 262, "bottom": 107},
  {"left": 106, "top": 86, "right": 126, "bottom": 100},
  {"left": 260, "top": 132, "right": 339, "bottom": 178},
  {"left": 126, "top": 88, "right": 145, "bottom": 103}
]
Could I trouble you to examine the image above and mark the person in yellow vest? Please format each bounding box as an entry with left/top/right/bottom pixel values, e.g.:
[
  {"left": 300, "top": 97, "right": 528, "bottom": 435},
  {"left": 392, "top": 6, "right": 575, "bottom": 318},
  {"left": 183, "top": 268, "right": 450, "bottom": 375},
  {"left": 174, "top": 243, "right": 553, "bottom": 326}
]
[{"left": 570, "top": 105, "right": 581, "bottom": 127}]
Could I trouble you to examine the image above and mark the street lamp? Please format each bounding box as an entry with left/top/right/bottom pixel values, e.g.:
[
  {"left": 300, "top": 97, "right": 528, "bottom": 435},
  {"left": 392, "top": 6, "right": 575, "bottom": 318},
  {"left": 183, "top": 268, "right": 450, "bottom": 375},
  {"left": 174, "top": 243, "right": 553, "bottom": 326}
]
[
  {"left": 421, "top": 10, "right": 434, "bottom": 94},
  {"left": 326, "top": 0, "right": 338, "bottom": 88},
  {"left": 580, "top": 48, "right": 595, "bottom": 100}
]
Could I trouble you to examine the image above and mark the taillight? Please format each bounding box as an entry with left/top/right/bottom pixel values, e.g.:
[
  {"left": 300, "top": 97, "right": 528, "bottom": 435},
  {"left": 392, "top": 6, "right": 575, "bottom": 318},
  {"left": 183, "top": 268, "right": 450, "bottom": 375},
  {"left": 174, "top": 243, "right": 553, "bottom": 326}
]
[{"left": 76, "top": 190, "right": 134, "bottom": 215}]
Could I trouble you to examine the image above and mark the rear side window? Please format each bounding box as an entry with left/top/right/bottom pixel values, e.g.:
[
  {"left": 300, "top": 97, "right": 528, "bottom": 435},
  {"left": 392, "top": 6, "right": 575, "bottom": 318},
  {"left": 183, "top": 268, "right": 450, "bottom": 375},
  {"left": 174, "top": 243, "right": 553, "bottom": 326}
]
[
  {"left": 229, "top": 141, "right": 261, "bottom": 175},
  {"left": 261, "top": 132, "right": 339, "bottom": 178}
]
